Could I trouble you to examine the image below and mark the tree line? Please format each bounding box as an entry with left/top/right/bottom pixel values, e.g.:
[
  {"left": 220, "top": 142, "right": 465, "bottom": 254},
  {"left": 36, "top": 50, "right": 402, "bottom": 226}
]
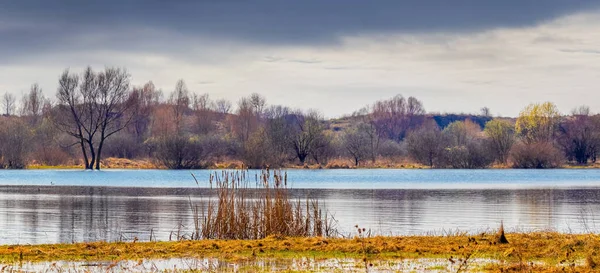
[{"left": 0, "top": 66, "right": 598, "bottom": 170}]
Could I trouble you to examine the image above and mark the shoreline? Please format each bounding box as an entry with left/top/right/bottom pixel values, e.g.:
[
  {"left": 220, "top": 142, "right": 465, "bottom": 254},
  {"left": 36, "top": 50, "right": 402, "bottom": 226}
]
[
  {"left": 0, "top": 232, "right": 597, "bottom": 272},
  {"left": 23, "top": 157, "right": 600, "bottom": 170}
]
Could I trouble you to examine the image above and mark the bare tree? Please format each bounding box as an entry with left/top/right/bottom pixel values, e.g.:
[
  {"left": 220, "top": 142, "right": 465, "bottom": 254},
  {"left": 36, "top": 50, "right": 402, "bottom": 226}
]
[
  {"left": 406, "top": 120, "right": 445, "bottom": 167},
  {"left": 249, "top": 93, "right": 266, "bottom": 117},
  {"left": 233, "top": 96, "right": 260, "bottom": 143},
  {"left": 0, "top": 119, "right": 31, "bottom": 168},
  {"left": 169, "top": 79, "right": 190, "bottom": 133},
  {"left": 129, "top": 81, "right": 162, "bottom": 141},
  {"left": 55, "top": 66, "right": 133, "bottom": 170},
  {"left": 1, "top": 93, "right": 16, "bottom": 116},
  {"left": 192, "top": 93, "right": 211, "bottom": 111},
  {"left": 371, "top": 94, "right": 425, "bottom": 142},
  {"left": 290, "top": 110, "right": 326, "bottom": 164},
  {"left": 214, "top": 99, "right": 232, "bottom": 115},
  {"left": 192, "top": 93, "right": 214, "bottom": 134},
  {"left": 480, "top": 107, "right": 492, "bottom": 117},
  {"left": 264, "top": 105, "right": 294, "bottom": 162},
  {"left": 21, "top": 83, "right": 46, "bottom": 123},
  {"left": 342, "top": 123, "right": 373, "bottom": 166},
  {"left": 558, "top": 107, "right": 600, "bottom": 164}
]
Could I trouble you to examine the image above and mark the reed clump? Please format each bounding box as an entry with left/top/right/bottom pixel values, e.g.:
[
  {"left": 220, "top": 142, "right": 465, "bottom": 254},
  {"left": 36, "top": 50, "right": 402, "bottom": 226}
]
[{"left": 193, "top": 169, "right": 333, "bottom": 240}]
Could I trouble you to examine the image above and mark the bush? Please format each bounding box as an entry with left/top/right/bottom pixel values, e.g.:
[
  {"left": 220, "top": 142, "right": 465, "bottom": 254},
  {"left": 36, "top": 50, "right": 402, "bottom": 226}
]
[
  {"left": 441, "top": 140, "right": 495, "bottom": 169},
  {"left": 378, "top": 139, "right": 406, "bottom": 158},
  {"left": 151, "top": 135, "right": 204, "bottom": 169},
  {"left": 32, "top": 146, "right": 70, "bottom": 166},
  {"left": 103, "top": 132, "right": 141, "bottom": 159},
  {"left": 510, "top": 142, "right": 563, "bottom": 168}
]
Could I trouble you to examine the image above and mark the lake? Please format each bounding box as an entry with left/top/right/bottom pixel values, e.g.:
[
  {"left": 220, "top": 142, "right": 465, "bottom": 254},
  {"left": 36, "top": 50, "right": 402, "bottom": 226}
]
[{"left": 0, "top": 169, "right": 600, "bottom": 244}]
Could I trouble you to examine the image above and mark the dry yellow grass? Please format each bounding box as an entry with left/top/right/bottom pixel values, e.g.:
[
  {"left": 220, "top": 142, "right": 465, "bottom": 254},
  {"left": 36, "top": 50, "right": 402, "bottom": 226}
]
[
  {"left": 1, "top": 232, "right": 599, "bottom": 272},
  {"left": 26, "top": 156, "right": 600, "bottom": 170}
]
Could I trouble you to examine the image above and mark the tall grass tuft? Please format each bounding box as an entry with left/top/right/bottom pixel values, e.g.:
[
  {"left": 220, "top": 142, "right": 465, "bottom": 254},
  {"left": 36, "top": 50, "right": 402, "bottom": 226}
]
[{"left": 192, "top": 169, "right": 334, "bottom": 240}]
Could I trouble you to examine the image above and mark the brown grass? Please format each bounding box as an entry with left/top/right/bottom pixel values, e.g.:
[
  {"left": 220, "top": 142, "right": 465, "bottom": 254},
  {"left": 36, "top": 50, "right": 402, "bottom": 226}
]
[
  {"left": 191, "top": 170, "right": 333, "bottom": 240},
  {"left": 26, "top": 156, "right": 600, "bottom": 170},
  {"left": 1, "top": 232, "right": 600, "bottom": 272}
]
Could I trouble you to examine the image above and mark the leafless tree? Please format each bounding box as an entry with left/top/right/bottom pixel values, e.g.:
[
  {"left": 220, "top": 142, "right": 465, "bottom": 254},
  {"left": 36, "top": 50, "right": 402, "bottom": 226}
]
[
  {"left": 0, "top": 119, "right": 31, "bottom": 168},
  {"left": 55, "top": 66, "right": 134, "bottom": 170},
  {"left": 169, "top": 79, "right": 190, "bottom": 133},
  {"left": 1, "top": 93, "right": 16, "bottom": 116},
  {"left": 264, "top": 105, "right": 294, "bottom": 162},
  {"left": 406, "top": 120, "right": 445, "bottom": 167},
  {"left": 214, "top": 99, "right": 232, "bottom": 115},
  {"left": 192, "top": 93, "right": 214, "bottom": 134},
  {"left": 21, "top": 83, "right": 46, "bottom": 123},
  {"left": 250, "top": 93, "right": 266, "bottom": 117},
  {"left": 233, "top": 96, "right": 260, "bottom": 143},
  {"left": 342, "top": 123, "right": 373, "bottom": 166},
  {"left": 129, "top": 81, "right": 162, "bottom": 141},
  {"left": 290, "top": 110, "right": 326, "bottom": 164},
  {"left": 558, "top": 107, "right": 600, "bottom": 164},
  {"left": 480, "top": 107, "right": 492, "bottom": 117},
  {"left": 371, "top": 94, "right": 425, "bottom": 142},
  {"left": 192, "top": 93, "right": 211, "bottom": 111}
]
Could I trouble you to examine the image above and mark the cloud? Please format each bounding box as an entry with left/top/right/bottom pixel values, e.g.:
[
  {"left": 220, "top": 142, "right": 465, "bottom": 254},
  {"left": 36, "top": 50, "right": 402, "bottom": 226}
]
[
  {"left": 1, "top": 1, "right": 599, "bottom": 58},
  {"left": 0, "top": 2, "right": 600, "bottom": 117}
]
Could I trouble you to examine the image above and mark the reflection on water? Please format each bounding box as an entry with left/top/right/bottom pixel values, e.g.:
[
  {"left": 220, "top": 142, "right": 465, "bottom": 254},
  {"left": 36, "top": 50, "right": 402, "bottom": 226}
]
[
  {"left": 0, "top": 186, "right": 599, "bottom": 244},
  {"left": 0, "top": 257, "right": 499, "bottom": 272}
]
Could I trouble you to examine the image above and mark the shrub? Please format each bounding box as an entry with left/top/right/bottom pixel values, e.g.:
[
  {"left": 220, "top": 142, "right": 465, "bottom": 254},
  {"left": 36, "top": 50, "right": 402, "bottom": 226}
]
[
  {"left": 103, "top": 132, "right": 141, "bottom": 159},
  {"left": 510, "top": 142, "right": 563, "bottom": 168},
  {"left": 441, "top": 140, "right": 495, "bottom": 169},
  {"left": 378, "top": 139, "right": 406, "bottom": 158},
  {"left": 151, "top": 135, "right": 204, "bottom": 169}
]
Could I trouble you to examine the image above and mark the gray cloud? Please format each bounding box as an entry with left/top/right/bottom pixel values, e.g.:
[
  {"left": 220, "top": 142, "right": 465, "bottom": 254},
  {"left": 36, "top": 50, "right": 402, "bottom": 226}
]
[
  {"left": 1, "top": 1, "right": 599, "bottom": 55},
  {"left": 1, "top": 1, "right": 600, "bottom": 117}
]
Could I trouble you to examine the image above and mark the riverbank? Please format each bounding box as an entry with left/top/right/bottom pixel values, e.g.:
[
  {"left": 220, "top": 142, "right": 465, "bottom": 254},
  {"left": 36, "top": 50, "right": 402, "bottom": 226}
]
[
  {"left": 0, "top": 232, "right": 598, "bottom": 272},
  {"left": 25, "top": 157, "right": 600, "bottom": 170}
]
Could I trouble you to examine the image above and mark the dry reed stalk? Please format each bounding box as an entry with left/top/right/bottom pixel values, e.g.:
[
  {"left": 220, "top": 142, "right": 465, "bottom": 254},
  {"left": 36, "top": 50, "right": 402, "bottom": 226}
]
[{"left": 192, "top": 169, "right": 333, "bottom": 240}]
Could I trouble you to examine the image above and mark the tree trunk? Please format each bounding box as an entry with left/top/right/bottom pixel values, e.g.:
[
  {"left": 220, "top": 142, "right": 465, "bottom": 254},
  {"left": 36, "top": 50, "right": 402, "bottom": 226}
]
[
  {"left": 79, "top": 138, "right": 90, "bottom": 169},
  {"left": 87, "top": 140, "right": 96, "bottom": 170},
  {"left": 298, "top": 153, "right": 306, "bottom": 164},
  {"left": 95, "top": 137, "right": 104, "bottom": 170}
]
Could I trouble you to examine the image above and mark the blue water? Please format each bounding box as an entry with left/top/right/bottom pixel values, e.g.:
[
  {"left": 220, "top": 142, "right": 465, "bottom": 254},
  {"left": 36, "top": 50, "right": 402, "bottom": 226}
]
[
  {"left": 1, "top": 169, "right": 600, "bottom": 244},
  {"left": 1, "top": 169, "right": 600, "bottom": 189}
]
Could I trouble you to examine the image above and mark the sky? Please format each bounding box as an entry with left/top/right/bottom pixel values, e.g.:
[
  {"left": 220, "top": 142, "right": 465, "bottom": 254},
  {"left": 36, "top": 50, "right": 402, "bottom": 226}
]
[{"left": 1, "top": 0, "right": 600, "bottom": 118}]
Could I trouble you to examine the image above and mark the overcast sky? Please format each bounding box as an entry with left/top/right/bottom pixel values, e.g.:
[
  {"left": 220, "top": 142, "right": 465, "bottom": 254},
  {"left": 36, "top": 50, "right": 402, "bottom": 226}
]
[{"left": 1, "top": 0, "right": 600, "bottom": 117}]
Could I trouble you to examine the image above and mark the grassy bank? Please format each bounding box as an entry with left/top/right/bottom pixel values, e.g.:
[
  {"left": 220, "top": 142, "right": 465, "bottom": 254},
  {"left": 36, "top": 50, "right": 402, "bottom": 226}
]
[
  {"left": 25, "top": 156, "right": 600, "bottom": 170},
  {"left": 1, "top": 232, "right": 599, "bottom": 272}
]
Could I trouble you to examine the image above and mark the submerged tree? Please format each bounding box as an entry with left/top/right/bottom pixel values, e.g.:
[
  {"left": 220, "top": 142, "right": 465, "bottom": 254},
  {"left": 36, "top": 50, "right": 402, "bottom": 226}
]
[{"left": 55, "top": 66, "right": 134, "bottom": 169}]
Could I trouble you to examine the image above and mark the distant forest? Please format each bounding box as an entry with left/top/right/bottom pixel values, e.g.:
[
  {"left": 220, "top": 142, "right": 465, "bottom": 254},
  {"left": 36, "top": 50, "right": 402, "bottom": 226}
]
[{"left": 0, "top": 66, "right": 597, "bottom": 170}]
